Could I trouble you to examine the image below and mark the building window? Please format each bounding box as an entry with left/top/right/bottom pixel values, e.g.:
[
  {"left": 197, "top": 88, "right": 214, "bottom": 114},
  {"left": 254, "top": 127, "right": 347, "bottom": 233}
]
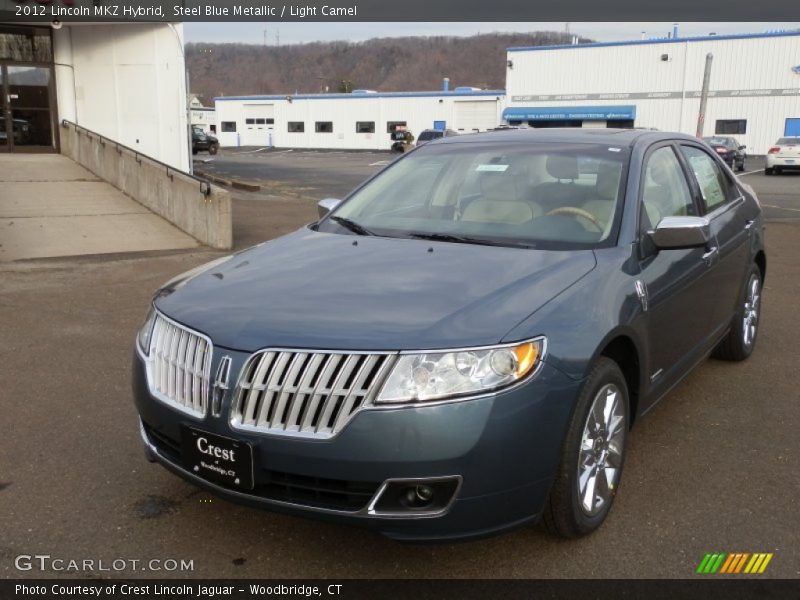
[
  {"left": 255, "top": 118, "right": 265, "bottom": 125},
  {"left": 715, "top": 119, "right": 747, "bottom": 135},
  {"left": 387, "top": 121, "right": 407, "bottom": 133},
  {"left": 356, "top": 121, "right": 376, "bottom": 133},
  {"left": 266, "top": 118, "right": 275, "bottom": 125},
  {"left": 245, "top": 118, "right": 256, "bottom": 125},
  {"left": 221, "top": 122, "right": 237, "bottom": 132},
  {"left": 288, "top": 122, "right": 305, "bottom": 133},
  {"left": 315, "top": 121, "right": 334, "bottom": 133},
  {"left": 210, "top": 125, "right": 217, "bottom": 133}
]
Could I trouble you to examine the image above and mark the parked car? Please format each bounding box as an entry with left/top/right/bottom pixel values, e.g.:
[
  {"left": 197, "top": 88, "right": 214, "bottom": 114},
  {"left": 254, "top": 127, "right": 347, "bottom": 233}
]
[
  {"left": 702, "top": 136, "right": 746, "bottom": 172},
  {"left": 134, "top": 129, "right": 765, "bottom": 541},
  {"left": 192, "top": 126, "right": 219, "bottom": 155},
  {"left": 765, "top": 136, "right": 800, "bottom": 175},
  {"left": 416, "top": 128, "right": 459, "bottom": 146}
]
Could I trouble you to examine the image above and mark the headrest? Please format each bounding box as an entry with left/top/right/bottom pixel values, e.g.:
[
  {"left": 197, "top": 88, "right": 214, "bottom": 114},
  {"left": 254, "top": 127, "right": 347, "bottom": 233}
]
[{"left": 546, "top": 155, "right": 579, "bottom": 180}]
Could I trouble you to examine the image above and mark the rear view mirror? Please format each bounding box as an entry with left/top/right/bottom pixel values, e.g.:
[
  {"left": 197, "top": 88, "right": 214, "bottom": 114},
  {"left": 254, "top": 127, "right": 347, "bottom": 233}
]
[
  {"left": 648, "top": 216, "right": 711, "bottom": 250},
  {"left": 317, "top": 198, "right": 342, "bottom": 219}
]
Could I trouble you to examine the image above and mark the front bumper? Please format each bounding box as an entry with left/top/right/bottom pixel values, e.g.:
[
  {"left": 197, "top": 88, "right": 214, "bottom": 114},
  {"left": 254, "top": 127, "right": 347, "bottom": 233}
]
[{"left": 132, "top": 348, "right": 581, "bottom": 541}]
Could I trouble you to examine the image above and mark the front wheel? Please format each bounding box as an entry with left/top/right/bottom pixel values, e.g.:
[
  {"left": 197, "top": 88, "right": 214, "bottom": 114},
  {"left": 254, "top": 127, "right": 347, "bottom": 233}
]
[
  {"left": 543, "top": 357, "right": 629, "bottom": 538},
  {"left": 209, "top": 143, "right": 219, "bottom": 156},
  {"left": 713, "top": 264, "right": 762, "bottom": 361},
  {"left": 737, "top": 158, "right": 746, "bottom": 172}
]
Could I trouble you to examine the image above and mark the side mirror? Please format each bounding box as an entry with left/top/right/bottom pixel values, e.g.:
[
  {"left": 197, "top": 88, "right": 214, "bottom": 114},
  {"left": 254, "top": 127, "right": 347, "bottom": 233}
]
[
  {"left": 648, "top": 216, "right": 711, "bottom": 250},
  {"left": 317, "top": 198, "right": 342, "bottom": 219}
]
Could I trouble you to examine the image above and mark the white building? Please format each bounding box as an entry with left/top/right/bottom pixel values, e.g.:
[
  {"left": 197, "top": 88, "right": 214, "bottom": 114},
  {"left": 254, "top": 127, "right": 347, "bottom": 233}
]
[
  {"left": 189, "top": 94, "right": 217, "bottom": 134},
  {"left": 504, "top": 31, "right": 800, "bottom": 154},
  {"left": 214, "top": 88, "right": 506, "bottom": 150},
  {"left": 1, "top": 22, "right": 189, "bottom": 170}
]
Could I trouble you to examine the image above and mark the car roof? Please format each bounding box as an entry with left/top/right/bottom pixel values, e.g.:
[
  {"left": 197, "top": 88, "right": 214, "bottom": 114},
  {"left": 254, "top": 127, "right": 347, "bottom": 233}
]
[{"left": 437, "top": 127, "right": 694, "bottom": 147}]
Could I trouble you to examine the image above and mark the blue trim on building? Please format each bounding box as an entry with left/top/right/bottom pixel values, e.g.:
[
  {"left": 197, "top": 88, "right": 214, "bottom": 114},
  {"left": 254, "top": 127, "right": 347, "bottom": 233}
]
[
  {"left": 507, "top": 30, "right": 800, "bottom": 53},
  {"left": 502, "top": 105, "right": 637, "bottom": 122},
  {"left": 215, "top": 90, "right": 506, "bottom": 102}
]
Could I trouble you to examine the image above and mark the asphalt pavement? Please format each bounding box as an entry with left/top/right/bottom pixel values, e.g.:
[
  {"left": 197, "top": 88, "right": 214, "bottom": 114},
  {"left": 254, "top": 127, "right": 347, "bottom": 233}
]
[{"left": 1, "top": 151, "right": 799, "bottom": 580}]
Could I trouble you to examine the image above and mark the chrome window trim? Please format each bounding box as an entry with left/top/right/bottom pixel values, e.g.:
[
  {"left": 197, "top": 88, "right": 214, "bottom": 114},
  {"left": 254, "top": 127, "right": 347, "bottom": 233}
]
[
  {"left": 136, "top": 307, "right": 214, "bottom": 420},
  {"left": 139, "top": 419, "right": 461, "bottom": 520}
]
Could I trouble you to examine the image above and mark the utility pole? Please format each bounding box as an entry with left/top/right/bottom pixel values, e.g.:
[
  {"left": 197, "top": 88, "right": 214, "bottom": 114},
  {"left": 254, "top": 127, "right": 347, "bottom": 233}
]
[{"left": 696, "top": 52, "right": 713, "bottom": 138}]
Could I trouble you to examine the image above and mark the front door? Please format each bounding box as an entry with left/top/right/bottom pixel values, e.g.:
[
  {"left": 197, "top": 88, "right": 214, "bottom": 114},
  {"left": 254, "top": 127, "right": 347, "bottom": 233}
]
[
  {"left": 0, "top": 25, "right": 57, "bottom": 153},
  {"left": 0, "top": 63, "right": 56, "bottom": 152}
]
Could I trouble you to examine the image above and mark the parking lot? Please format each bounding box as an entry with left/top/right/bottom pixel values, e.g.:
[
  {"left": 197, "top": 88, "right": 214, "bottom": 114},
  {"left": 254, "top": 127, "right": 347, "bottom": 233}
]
[{"left": 1, "top": 149, "right": 799, "bottom": 579}]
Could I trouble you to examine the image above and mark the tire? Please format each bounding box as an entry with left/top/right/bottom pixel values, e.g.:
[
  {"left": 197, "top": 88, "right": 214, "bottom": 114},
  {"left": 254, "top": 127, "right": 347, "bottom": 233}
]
[
  {"left": 713, "top": 264, "right": 762, "bottom": 361},
  {"left": 192, "top": 148, "right": 198, "bottom": 155},
  {"left": 737, "top": 158, "right": 745, "bottom": 173},
  {"left": 543, "top": 357, "right": 629, "bottom": 538},
  {"left": 775, "top": 167, "right": 783, "bottom": 175},
  {"left": 209, "top": 143, "right": 219, "bottom": 156},
  {"left": 764, "top": 167, "right": 773, "bottom": 176}
]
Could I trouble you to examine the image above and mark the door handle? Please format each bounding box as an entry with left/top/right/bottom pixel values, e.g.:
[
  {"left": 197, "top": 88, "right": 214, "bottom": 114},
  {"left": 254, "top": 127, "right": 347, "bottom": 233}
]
[
  {"left": 702, "top": 246, "right": 719, "bottom": 265},
  {"left": 744, "top": 220, "right": 755, "bottom": 231}
]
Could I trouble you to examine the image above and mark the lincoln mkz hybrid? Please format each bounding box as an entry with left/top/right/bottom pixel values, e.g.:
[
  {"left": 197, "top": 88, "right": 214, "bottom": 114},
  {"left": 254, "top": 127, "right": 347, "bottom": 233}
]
[{"left": 133, "top": 129, "right": 765, "bottom": 541}]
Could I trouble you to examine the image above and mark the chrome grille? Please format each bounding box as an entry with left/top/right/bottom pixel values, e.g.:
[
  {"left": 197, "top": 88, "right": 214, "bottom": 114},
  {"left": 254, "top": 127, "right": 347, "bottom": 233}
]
[
  {"left": 145, "top": 314, "right": 212, "bottom": 417},
  {"left": 232, "top": 351, "right": 394, "bottom": 438}
]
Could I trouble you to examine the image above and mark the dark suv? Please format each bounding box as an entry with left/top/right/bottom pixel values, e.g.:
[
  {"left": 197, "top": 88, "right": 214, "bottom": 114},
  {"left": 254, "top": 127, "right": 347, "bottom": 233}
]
[
  {"left": 192, "top": 126, "right": 219, "bottom": 155},
  {"left": 134, "top": 128, "right": 764, "bottom": 541},
  {"left": 702, "top": 136, "right": 746, "bottom": 172}
]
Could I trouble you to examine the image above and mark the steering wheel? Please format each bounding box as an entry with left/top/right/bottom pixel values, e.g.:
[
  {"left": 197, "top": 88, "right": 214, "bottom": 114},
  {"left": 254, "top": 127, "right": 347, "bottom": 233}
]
[{"left": 546, "top": 206, "right": 603, "bottom": 232}]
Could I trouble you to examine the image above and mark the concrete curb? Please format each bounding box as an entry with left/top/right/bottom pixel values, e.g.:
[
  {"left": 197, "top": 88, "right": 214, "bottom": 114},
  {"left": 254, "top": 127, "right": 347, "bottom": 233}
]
[{"left": 195, "top": 169, "right": 260, "bottom": 192}]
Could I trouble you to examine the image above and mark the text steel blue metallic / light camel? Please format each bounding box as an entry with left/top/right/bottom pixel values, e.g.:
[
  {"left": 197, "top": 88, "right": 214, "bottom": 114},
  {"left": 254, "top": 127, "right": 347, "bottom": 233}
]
[{"left": 133, "top": 129, "right": 765, "bottom": 540}]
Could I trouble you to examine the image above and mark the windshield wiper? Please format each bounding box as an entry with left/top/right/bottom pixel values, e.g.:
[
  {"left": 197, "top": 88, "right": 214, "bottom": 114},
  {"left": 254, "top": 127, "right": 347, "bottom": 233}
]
[
  {"left": 406, "top": 232, "right": 535, "bottom": 249},
  {"left": 330, "top": 216, "right": 375, "bottom": 236}
]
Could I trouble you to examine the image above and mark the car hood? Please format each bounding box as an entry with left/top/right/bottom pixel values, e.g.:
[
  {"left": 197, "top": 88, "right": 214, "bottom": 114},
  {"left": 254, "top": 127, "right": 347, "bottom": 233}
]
[{"left": 155, "top": 229, "right": 596, "bottom": 352}]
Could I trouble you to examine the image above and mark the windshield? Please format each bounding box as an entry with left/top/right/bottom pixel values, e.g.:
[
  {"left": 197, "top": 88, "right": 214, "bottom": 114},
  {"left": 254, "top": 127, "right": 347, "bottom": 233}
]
[
  {"left": 777, "top": 137, "right": 800, "bottom": 145},
  {"left": 418, "top": 131, "right": 444, "bottom": 141},
  {"left": 318, "top": 142, "right": 629, "bottom": 249}
]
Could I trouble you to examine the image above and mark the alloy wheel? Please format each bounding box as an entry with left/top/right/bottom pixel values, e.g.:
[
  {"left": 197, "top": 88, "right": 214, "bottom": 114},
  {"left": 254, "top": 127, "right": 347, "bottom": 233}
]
[
  {"left": 577, "top": 384, "right": 626, "bottom": 517},
  {"left": 742, "top": 274, "right": 760, "bottom": 348}
]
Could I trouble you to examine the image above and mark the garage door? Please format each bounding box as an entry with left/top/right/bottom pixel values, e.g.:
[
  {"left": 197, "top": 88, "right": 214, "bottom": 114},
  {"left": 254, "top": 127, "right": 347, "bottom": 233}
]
[
  {"left": 242, "top": 104, "right": 275, "bottom": 146},
  {"left": 454, "top": 101, "right": 498, "bottom": 133}
]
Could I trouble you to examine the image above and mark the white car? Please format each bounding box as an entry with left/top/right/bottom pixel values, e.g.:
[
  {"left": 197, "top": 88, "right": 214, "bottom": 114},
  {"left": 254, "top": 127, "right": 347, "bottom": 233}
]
[{"left": 765, "top": 137, "right": 800, "bottom": 175}]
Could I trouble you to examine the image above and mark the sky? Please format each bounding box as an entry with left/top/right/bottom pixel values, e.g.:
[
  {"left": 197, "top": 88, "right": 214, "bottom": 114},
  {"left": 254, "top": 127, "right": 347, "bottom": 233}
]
[{"left": 184, "top": 22, "right": 799, "bottom": 46}]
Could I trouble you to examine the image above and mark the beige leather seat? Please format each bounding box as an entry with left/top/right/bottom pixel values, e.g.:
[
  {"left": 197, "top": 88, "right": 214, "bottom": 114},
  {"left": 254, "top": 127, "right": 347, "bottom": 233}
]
[
  {"left": 461, "top": 170, "right": 540, "bottom": 225},
  {"left": 533, "top": 155, "right": 584, "bottom": 214},
  {"left": 583, "top": 165, "right": 621, "bottom": 232}
]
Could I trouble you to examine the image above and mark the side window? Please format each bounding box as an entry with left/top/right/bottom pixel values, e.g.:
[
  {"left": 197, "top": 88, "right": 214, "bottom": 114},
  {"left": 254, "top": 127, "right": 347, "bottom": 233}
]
[
  {"left": 640, "top": 146, "right": 696, "bottom": 229},
  {"left": 680, "top": 146, "right": 736, "bottom": 213}
]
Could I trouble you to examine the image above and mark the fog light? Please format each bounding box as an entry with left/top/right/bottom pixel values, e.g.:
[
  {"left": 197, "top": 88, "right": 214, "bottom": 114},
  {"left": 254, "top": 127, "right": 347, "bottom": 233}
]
[
  {"left": 415, "top": 485, "right": 434, "bottom": 502},
  {"left": 370, "top": 477, "right": 461, "bottom": 515}
]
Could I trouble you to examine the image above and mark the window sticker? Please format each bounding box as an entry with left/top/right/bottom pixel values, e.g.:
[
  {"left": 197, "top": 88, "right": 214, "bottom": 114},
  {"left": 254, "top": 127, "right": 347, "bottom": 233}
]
[{"left": 476, "top": 164, "right": 509, "bottom": 172}]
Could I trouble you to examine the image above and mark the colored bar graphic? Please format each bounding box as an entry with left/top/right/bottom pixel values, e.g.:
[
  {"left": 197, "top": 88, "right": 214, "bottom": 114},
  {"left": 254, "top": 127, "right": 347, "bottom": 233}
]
[{"left": 699, "top": 552, "right": 774, "bottom": 574}]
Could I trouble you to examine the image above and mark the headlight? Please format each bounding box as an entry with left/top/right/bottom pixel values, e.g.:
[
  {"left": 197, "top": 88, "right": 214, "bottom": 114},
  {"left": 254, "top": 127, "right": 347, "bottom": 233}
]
[
  {"left": 137, "top": 307, "right": 156, "bottom": 355},
  {"left": 376, "top": 338, "right": 545, "bottom": 404}
]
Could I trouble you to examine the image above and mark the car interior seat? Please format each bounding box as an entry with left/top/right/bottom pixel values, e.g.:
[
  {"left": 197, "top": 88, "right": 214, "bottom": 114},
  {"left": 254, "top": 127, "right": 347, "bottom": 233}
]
[
  {"left": 532, "top": 155, "right": 585, "bottom": 214},
  {"left": 461, "top": 168, "right": 540, "bottom": 225},
  {"left": 582, "top": 164, "right": 621, "bottom": 235}
]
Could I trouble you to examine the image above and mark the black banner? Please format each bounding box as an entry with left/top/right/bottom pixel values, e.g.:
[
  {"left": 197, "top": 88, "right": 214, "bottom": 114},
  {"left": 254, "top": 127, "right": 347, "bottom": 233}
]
[
  {"left": 1, "top": 0, "right": 799, "bottom": 22},
  {"left": 3, "top": 580, "right": 800, "bottom": 600}
]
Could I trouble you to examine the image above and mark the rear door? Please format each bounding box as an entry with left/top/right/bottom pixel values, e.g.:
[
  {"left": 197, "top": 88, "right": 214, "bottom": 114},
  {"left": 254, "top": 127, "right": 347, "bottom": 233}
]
[{"left": 678, "top": 144, "right": 751, "bottom": 332}]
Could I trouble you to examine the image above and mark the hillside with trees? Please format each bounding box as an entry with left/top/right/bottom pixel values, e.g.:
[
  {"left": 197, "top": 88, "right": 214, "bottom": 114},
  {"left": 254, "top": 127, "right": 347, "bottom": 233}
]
[{"left": 187, "top": 31, "right": 592, "bottom": 102}]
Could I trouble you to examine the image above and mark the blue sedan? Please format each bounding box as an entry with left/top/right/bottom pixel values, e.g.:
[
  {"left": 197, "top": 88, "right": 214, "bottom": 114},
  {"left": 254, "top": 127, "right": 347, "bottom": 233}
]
[{"left": 133, "top": 128, "right": 765, "bottom": 540}]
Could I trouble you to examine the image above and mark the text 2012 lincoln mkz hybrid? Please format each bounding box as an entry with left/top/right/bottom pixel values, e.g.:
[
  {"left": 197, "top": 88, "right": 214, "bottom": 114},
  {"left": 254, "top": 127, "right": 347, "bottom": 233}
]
[{"left": 133, "top": 129, "right": 765, "bottom": 541}]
